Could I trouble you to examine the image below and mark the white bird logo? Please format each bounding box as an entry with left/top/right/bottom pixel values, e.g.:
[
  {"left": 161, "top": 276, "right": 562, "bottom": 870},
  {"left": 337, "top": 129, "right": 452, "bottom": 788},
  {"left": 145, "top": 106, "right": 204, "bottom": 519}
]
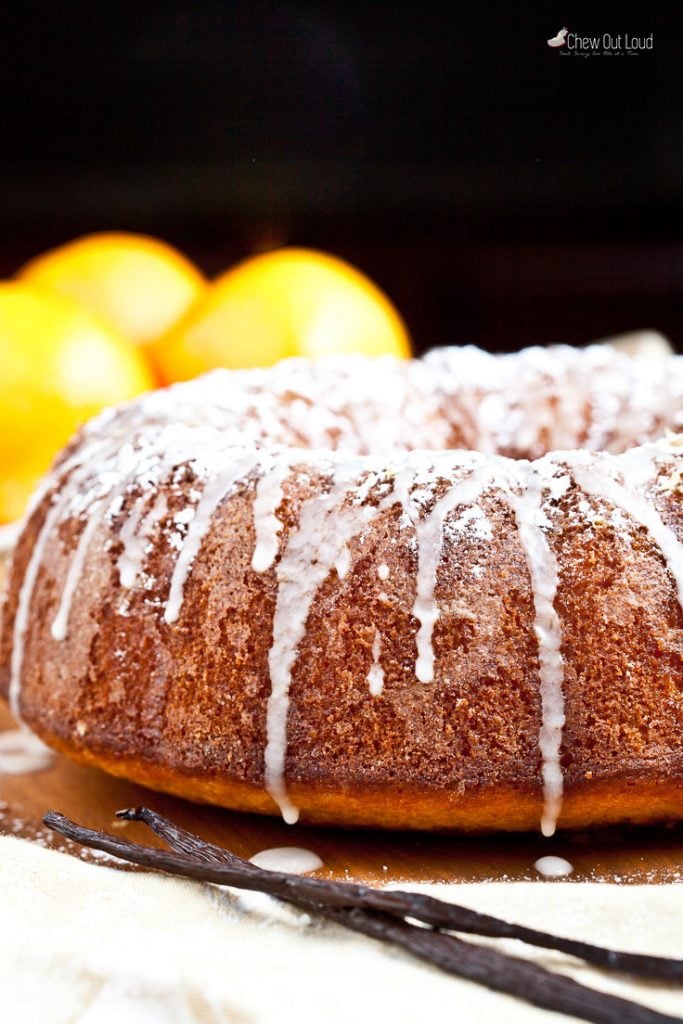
[{"left": 547, "top": 27, "right": 568, "bottom": 48}]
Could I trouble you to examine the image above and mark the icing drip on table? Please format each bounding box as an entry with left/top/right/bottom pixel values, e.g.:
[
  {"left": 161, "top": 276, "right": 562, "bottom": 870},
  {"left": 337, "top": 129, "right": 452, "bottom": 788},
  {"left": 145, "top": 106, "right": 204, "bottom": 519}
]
[
  {"left": 534, "top": 855, "right": 574, "bottom": 878},
  {"left": 264, "top": 463, "right": 383, "bottom": 824},
  {"left": 0, "top": 728, "right": 54, "bottom": 774},
  {"left": 366, "top": 629, "right": 384, "bottom": 696},
  {"left": 249, "top": 846, "right": 324, "bottom": 874}
]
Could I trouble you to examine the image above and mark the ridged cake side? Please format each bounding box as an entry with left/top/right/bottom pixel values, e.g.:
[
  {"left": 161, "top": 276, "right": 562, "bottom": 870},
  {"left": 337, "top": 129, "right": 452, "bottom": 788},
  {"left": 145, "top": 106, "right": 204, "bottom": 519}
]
[{"left": 1, "top": 346, "right": 683, "bottom": 831}]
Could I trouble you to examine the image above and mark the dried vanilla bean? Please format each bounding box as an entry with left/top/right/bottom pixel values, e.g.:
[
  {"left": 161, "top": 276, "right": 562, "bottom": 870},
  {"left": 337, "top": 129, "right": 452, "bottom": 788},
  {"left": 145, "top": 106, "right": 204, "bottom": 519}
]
[
  {"left": 44, "top": 810, "right": 683, "bottom": 1024},
  {"left": 119, "top": 805, "right": 683, "bottom": 981}
]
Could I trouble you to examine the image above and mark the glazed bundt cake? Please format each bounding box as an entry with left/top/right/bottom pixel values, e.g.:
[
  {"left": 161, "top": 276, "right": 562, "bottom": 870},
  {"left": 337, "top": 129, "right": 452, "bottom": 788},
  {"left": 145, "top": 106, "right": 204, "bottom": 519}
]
[{"left": 1, "top": 344, "right": 683, "bottom": 833}]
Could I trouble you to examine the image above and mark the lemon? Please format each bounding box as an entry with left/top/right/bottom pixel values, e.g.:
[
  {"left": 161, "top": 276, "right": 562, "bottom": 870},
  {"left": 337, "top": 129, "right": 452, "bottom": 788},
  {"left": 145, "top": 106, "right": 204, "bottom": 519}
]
[
  {"left": 19, "top": 232, "right": 205, "bottom": 349},
  {"left": 151, "top": 247, "right": 411, "bottom": 382},
  {"left": 0, "top": 284, "right": 153, "bottom": 522}
]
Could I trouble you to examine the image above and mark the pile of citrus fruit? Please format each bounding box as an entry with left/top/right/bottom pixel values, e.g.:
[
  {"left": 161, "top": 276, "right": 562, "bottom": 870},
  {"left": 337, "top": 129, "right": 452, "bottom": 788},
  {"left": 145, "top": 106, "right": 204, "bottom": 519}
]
[{"left": 0, "top": 233, "right": 410, "bottom": 523}]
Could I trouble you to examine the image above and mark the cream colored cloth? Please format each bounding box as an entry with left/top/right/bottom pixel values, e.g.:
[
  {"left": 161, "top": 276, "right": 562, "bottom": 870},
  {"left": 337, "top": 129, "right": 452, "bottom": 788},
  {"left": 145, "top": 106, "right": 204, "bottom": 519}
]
[{"left": 0, "top": 835, "right": 681, "bottom": 1024}]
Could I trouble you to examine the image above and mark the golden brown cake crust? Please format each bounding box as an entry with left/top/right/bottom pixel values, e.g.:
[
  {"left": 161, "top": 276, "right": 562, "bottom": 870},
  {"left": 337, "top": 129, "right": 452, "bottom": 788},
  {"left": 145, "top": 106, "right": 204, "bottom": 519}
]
[{"left": 1, "top": 346, "right": 683, "bottom": 831}]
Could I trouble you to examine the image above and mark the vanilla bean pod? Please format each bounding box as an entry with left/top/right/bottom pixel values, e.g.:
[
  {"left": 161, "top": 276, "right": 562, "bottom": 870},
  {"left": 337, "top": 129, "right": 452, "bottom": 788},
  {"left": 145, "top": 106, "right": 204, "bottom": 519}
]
[
  {"left": 44, "top": 810, "right": 682, "bottom": 1024},
  {"left": 117, "top": 807, "right": 683, "bottom": 1021},
  {"left": 298, "top": 904, "right": 679, "bottom": 1024},
  {"left": 121, "top": 806, "right": 683, "bottom": 983}
]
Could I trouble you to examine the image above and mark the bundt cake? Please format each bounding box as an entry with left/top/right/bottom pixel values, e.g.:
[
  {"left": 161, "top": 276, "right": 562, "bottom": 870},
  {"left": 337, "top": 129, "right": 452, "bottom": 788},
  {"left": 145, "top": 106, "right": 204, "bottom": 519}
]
[{"left": 1, "top": 344, "right": 683, "bottom": 833}]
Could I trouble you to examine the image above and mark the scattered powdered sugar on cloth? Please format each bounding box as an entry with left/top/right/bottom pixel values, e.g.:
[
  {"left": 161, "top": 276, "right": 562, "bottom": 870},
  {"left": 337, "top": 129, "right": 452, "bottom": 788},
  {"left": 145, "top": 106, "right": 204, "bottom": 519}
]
[{"left": 0, "top": 835, "right": 681, "bottom": 1024}]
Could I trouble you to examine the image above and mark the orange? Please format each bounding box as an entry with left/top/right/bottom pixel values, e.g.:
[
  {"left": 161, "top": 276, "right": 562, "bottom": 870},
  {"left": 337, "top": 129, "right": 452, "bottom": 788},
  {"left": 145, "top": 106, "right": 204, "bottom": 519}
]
[
  {"left": 19, "top": 232, "right": 205, "bottom": 349},
  {"left": 0, "top": 283, "right": 153, "bottom": 523},
  {"left": 151, "top": 247, "right": 411, "bottom": 382}
]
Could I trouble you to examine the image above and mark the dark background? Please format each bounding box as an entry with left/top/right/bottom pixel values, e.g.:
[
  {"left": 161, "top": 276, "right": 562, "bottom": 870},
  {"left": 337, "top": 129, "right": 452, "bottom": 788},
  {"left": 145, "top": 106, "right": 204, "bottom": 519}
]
[{"left": 1, "top": 3, "right": 681, "bottom": 352}]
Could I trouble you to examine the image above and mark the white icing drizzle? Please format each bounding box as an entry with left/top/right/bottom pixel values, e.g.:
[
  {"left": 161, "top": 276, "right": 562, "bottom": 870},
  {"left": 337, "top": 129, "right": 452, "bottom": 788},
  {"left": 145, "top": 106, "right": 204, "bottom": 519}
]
[
  {"left": 52, "top": 453, "right": 169, "bottom": 639},
  {"left": 249, "top": 846, "right": 324, "bottom": 874},
  {"left": 394, "top": 460, "right": 494, "bottom": 684},
  {"left": 10, "top": 498, "right": 72, "bottom": 718},
  {"left": 6, "top": 440, "right": 113, "bottom": 718},
  {"left": 117, "top": 495, "right": 148, "bottom": 587},
  {"left": 265, "top": 465, "right": 381, "bottom": 824},
  {"left": 251, "top": 454, "right": 292, "bottom": 573},
  {"left": 387, "top": 452, "right": 568, "bottom": 834},
  {"left": 47, "top": 446, "right": 175, "bottom": 643},
  {"left": 502, "top": 464, "right": 566, "bottom": 839},
  {"left": 51, "top": 498, "right": 107, "bottom": 641},
  {"left": 565, "top": 448, "right": 683, "bottom": 608},
  {"left": 164, "top": 456, "right": 257, "bottom": 624},
  {"left": 366, "top": 628, "right": 385, "bottom": 696},
  {"left": 117, "top": 490, "right": 169, "bottom": 589},
  {"left": 0, "top": 727, "right": 54, "bottom": 774},
  {"left": 534, "top": 855, "right": 574, "bottom": 878},
  {"left": 334, "top": 545, "right": 352, "bottom": 579}
]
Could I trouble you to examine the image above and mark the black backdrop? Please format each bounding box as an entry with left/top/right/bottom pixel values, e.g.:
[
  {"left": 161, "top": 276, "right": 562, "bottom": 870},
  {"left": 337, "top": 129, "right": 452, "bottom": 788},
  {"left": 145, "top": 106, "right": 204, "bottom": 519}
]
[{"left": 2, "top": 3, "right": 681, "bottom": 352}]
